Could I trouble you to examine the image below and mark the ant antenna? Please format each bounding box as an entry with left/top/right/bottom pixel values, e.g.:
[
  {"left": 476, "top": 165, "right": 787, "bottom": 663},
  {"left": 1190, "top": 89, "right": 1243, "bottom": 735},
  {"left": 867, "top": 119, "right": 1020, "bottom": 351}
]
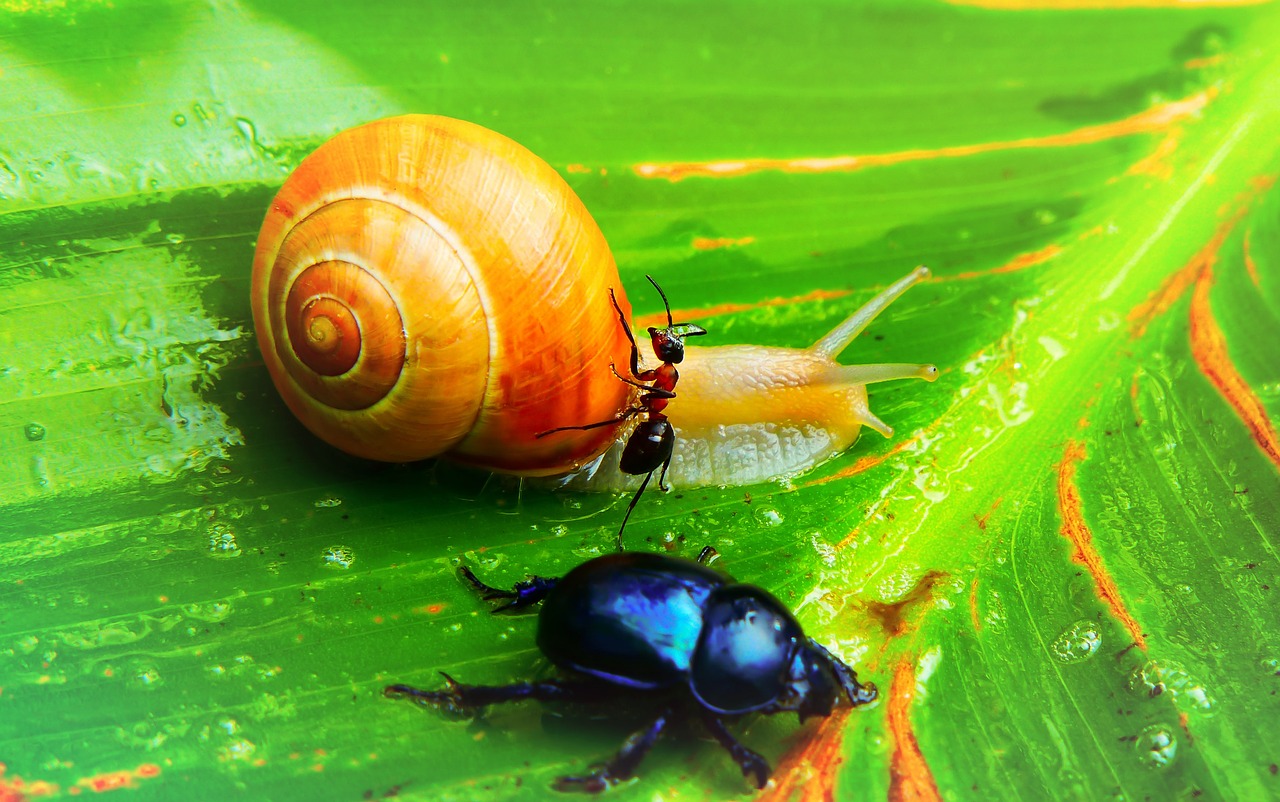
[{"left": 647, "top": 275, "right": 674, "bottom": 328}]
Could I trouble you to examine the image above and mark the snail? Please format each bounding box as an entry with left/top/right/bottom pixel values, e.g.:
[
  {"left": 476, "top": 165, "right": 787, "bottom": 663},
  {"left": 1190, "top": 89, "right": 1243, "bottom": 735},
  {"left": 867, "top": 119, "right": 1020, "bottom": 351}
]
[{"left": 250, "top": 114, "right": 938, "bottom": 489}]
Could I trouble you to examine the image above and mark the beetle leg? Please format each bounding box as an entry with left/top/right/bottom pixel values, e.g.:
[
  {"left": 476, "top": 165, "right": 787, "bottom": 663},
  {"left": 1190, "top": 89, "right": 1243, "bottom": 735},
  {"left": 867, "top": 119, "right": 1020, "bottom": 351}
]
[
  {"left": 385, "top": 673, "right": 610, "bottom": 716},
  {"left": 615, "top": 471, "right": 653, "bottom": 552},
  {"left": 698, "top": 712, "right": 771, "bottom": 790},
  {"left": 553, "top": 708, "right": 672, "bottom": 793},
  {"left": 458, "top": 566, "right": 558, "bottom": 612}
]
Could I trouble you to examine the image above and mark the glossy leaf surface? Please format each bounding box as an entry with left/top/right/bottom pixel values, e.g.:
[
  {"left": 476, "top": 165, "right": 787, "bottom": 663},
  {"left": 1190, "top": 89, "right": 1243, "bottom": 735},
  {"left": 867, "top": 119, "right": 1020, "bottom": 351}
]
[{"left": 2, "top": 2, "right": 1279, "bottom": 800}]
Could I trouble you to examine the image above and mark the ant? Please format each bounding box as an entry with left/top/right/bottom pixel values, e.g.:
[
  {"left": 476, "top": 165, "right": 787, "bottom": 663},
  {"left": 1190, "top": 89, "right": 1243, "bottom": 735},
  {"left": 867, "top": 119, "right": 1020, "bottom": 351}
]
[{"left": 537, "top": 276, "right": 706, "bottom": 550}]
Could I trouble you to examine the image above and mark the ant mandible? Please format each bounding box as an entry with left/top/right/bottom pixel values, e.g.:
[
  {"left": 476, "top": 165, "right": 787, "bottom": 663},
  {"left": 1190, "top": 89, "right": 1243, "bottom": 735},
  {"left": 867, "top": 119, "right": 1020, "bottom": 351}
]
[{"left": 536, "top": 276, "right": 706, "bottom": 550}]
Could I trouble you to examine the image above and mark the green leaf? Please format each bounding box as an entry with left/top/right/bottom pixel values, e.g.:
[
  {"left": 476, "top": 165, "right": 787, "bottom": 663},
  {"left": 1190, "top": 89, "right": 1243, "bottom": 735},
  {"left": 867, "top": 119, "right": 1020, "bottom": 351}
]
[{"left": 2, "top": 2, "right": 1279, "bottom": 800}]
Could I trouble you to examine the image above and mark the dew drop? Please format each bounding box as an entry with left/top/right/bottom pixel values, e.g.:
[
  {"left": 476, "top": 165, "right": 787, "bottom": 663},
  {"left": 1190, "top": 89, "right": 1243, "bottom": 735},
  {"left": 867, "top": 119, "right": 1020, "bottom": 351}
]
[
  {"left": 132, "top": 664, "right": 163, "bottom": 689},
  {"left": 322, "top": 545, "right": 354, "bottom": 569},
  {"left": 172, "top": 113, "right": 187, "bottom": 127},
  {"left": 1049, "top": 620, "right": 1102, "bottom": 664},
  {"left": 314, "top": 496, "right": 343, "bottom": 509},
  {"left": 117, "top": 720, "right": 168, "bottom": 750},
  {"left": 1133, "top": 724, "right": 1177, "bottom": 768},
  {"left": 30, "top": 456, "right": 49, "bottom": 488},
  {"left": 1127, "top": 660, "right": 1214, "bottom": 712},
  {"left": 550, "top": 524, "right": 570, "bottom": 537},
  {"left": 218, "top": 738, "right": 257, "bottom": 762},
  {"left": 183, "top": 600, "right": 233, "bottom": 623},
  {"left": 208, "top": 524, "right": 241, "bottom": 558},
  {"left": 23, "top": 422, "right": 46, "bottom": 441},
  {"left": 165, "top": 232, "right": 185, "bottom": 245},
  {"left": 754, "top": 508, "right": 784, "bottom": 527}
]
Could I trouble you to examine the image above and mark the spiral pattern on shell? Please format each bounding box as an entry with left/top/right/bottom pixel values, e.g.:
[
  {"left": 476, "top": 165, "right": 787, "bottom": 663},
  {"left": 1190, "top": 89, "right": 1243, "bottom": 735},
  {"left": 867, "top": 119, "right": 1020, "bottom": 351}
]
[{"left": 251, "top": 115, "right": 635, "bottom": 474}]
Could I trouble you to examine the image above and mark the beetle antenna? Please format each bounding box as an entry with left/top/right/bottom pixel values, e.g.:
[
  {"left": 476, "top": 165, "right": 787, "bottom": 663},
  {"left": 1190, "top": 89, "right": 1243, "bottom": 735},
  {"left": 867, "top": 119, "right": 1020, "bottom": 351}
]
[{"left": 646, "top": 275, "right": 674, "bottom": 328}]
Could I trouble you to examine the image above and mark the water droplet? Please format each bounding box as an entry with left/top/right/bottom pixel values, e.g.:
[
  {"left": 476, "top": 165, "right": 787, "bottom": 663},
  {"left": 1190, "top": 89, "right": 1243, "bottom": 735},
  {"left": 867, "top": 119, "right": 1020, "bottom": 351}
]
[
  {"left": 1034, "top": 208, "right": 1058, "bottom": 225},
  {"left": 116, "top": 720, "right": 169, "bottom": 750},
  {"left": 183, "top": 600, "right": 232, "bottom": 623},
  {"left": 754, "top": 508, "right": 784, "bottom": 527},
  {"left": 322, "top": 545, "right": 354, "bottom": 569},
  {"left": 30, "top": 456, "right": 50, "bottom": 488},
  {"left": 1133, "top": 724, "right": 1177, "bottom": 768},
  {"left": 165, "top": 232, "right": 185, "bottom": 245},
  {"left": 172, "top": 113, "right": 187, "bottom": 127},
  {"left": 218, "top": 738, "right": 257, "bottom": 762},
  {"left": 23, "top": 422, "right": 46, "bottom": 441},
  {"left": 314, "top": 496, "right": 342, "bottom": 508},
  {"left": 132, "top": 664, "right": 163, "bottom": 689},
  {"left": 1127, "top": 660, "right": 1214, "bottom": 712},
  {"left": 550, "top": 524, "right": 569, "bottom": 537},
  {"left": 208, "top": 524, "right": 241, "bottom": 558},
  {"left": 1049, "top": 620, "right": 1102, "bottom": 664},
  {"left": 235, "top": 116, "right": 267, "bottom": 160}
]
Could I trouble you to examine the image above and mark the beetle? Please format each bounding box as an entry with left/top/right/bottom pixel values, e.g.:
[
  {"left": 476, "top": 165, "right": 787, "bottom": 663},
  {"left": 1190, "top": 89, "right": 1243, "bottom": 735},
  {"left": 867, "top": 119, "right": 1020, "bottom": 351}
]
[{"left": 384, "top": 548, "right": 877, "bottom": 792}]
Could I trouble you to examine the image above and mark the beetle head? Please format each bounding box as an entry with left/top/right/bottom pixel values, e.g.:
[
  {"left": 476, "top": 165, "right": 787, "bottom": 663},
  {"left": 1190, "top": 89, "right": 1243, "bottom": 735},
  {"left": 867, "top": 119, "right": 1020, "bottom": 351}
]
[{"left": 772, "top": 639, "right": 878, "bottom": 722}]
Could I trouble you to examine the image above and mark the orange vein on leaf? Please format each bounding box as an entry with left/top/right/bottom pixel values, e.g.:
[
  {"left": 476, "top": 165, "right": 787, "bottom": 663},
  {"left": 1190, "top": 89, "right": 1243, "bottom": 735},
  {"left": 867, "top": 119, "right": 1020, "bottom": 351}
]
[
  {"left": 1189, "top": 261, "right": 1280, "bottom": 469},
  {"left": 635, "top": 90, "right": 1215, "bottom": 182},
  {"left": 1056, "top": 441, "right": 1148, "bottom": 650},
  {"left": 887, "top": 657, "right": 942, "bottom": 802}
]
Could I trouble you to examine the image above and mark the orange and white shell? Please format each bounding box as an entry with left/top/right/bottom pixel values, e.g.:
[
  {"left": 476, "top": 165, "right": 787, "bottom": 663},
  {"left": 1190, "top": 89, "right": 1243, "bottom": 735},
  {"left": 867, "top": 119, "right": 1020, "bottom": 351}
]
[{"left": 250, "top": 115, "right": 635, "bottom": 476}]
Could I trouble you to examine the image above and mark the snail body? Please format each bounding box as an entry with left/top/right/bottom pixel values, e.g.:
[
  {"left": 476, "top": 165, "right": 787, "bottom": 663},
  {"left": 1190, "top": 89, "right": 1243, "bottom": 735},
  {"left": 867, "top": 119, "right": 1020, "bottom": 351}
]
[
  {"left": 562, "top": 268, "right": 938, "bottom": 490},
  {"left": 252, "top": 115, "right": 936, "bottom": 487}
]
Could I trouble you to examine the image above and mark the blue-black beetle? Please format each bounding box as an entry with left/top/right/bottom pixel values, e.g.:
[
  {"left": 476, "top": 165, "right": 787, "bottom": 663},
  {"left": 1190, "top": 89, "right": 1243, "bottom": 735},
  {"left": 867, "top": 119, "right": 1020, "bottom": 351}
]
[{"left": 385, "top": 548, "right": 877, "bottom": 792}]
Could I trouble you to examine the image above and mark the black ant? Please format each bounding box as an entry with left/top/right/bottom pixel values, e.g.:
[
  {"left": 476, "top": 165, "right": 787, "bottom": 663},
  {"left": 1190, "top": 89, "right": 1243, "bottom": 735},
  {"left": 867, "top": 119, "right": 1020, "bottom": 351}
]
[{"left": 536, "top": 276, "right": 706, "bottom": 550}]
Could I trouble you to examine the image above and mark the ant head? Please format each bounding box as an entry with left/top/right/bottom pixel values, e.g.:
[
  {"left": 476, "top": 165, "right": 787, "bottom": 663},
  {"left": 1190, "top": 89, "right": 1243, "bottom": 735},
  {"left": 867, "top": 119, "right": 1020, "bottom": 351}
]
[{"left": 645, "top": 275, "right": 706, "bottom": 364}]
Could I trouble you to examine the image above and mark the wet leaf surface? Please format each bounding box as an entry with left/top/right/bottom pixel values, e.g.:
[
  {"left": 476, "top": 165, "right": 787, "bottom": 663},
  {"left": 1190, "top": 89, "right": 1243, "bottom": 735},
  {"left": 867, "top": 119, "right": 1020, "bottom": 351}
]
[{"left": 1, "top": 2, "right": 1279, "bottom": 800}]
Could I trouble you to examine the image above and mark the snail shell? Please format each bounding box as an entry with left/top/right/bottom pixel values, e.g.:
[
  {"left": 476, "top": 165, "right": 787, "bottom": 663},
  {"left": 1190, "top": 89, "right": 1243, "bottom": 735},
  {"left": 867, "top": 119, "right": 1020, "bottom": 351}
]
[{"left": 250, "top": 115, "right": 635, "bottom": 476}]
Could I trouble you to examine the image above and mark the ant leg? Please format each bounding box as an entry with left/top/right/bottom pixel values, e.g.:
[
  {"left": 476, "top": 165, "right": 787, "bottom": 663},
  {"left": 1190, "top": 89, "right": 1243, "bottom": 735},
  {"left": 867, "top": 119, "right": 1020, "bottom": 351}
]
[
  {"left": 608, "top": 363, "right": 668, "bottom": 395},
  {"left": 385, "top": 673, "right": 609, "bottom": 715},
  {"left": 536, "top": 407, "right": 640, "bottom": 439},
  {"left": 698, "top": 712, "right": 771, "bottom": 789},
  {"left": 553, "top": 708, "right": 673, "bottom": 793},
  {"left": 458, "top": 566, "right": 558, "bottom": 612},
  {"left": 696, "top": 546, "right": 719, "bottom": 565},
  {"left": 609, "top": 288, "right": 646, "bottom": 379},
  {"left": 615, "top": 471, "right": 654, "bottom": 552},
  {"left": 656, "top": 452, "right": 673, "bottom": 493}
]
